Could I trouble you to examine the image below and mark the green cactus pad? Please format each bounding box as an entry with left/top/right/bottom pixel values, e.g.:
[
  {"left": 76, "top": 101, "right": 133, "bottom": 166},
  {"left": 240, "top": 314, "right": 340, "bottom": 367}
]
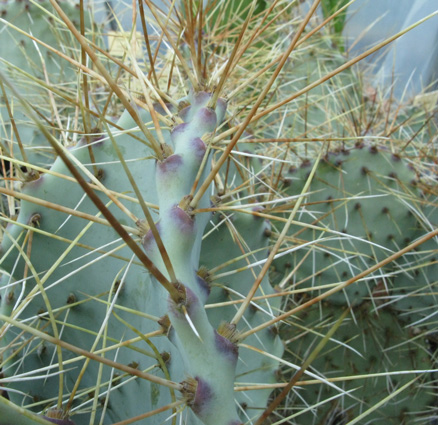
[
  {"left": 272, "top": 145, "right": 422, "bottom": 305},
  {"left": 282, "top": 302, "right": 437, "bottom": 424},
  {"left": 0, "top": 102, "right": 178, "bottom": 424},
  {"left": 388, "top": 194, "right": 438, "bottom": 330},
  {"left": 0, "top": 1, "right": 98, "bottom": 167}
]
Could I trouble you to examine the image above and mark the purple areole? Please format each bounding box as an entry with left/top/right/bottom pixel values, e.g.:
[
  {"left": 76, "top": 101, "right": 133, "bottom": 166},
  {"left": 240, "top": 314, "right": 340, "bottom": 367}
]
[
  {"left": 193, "top": 91, "right": 212, "bottom": 107},
  {"left": 191, "top": 107, "right": 217, "bottom": 133},
  {"left": 168, "top": 286, "right": 200, "bottom": 319},
  {"left": 190, "top": 137, "right": 207, "bottom": 162},
  {"left": 169, "top": 205, "right": 195, "bottom": 235},
  {"left": 214, "top": 330, "right": 238, "bottom": 364},
  {"left": 157, "top": 154, "right": 184, "bottom": 176},
  {"left": 191, "top": 376, "right": 213, "bottom": 417}
]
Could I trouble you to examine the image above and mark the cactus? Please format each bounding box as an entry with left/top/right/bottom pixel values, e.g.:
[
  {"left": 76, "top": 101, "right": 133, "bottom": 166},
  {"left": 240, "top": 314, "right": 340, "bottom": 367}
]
[
  {"left": 266, "top": 74, "right": 438, "bottom": 422},
  {"left": 0, "top": 85, "right": 283, "bottom": 424},
  {"left": 272, "top": 144, "right": 424, "bottom": 305},
  {"left": 281, "top": 302, "right": 437, "bottom": 424},
  {"left": 0, "top": 1, "right": 98, "bottom": 168},
  {"left": 0, "top": 2, "right": 285, "bottom": 421},
  {"left": 1, "top": 1, "right": 437, "bottom": 424},
  {"left": 386, "top": 191, "right": 438, "bottom": 330}
]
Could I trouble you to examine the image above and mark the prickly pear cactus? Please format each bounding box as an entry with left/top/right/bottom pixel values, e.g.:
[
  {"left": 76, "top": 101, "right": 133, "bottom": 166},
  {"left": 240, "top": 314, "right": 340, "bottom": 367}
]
[
  {"left": 387, "top": 191, "right": 438, "bottom": 330},
  {"left": 272, "top": 145, "right": 422, "bottom": 305},
  {"left": 0, "top": 1, "right": 86, "bottom": 79},
  {"left": 282, "top": 302, "right": 437, "bottom": 424},
  {"left": 0, "top": 0, "right": 97, "bottom": 167},
  {"left": 0, "top": 90, "right": 282, "bottom": 425},
  {"left": 1, "top": 1, "right": 437, "bottom": 425}
]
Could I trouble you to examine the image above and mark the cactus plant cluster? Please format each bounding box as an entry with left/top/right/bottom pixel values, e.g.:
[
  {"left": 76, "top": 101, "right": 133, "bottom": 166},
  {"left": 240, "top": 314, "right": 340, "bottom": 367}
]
[
  {"left": 263, "top": 34, "right": 438, "bottom": 423},
  {"left": 0, "top": 1, "right": 437, "bottom": 425}
]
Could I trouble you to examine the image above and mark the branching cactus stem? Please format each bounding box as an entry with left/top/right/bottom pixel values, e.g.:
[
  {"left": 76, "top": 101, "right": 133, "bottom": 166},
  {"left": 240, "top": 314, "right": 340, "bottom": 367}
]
[{"left": 141, "top": 92, "right": 243, "bottom": 424}]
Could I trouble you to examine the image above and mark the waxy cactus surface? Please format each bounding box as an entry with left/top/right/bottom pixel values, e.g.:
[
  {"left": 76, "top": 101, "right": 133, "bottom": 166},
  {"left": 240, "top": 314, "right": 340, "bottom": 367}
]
[
  {"left": 273, "top": 145, "right": 424, "bottom": 305},
  {"left": 0, "top": 89, "right": 282, "bottom": 425},
  {"left": 0, "top": 1, "right": 94, "bottom": 168}
]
